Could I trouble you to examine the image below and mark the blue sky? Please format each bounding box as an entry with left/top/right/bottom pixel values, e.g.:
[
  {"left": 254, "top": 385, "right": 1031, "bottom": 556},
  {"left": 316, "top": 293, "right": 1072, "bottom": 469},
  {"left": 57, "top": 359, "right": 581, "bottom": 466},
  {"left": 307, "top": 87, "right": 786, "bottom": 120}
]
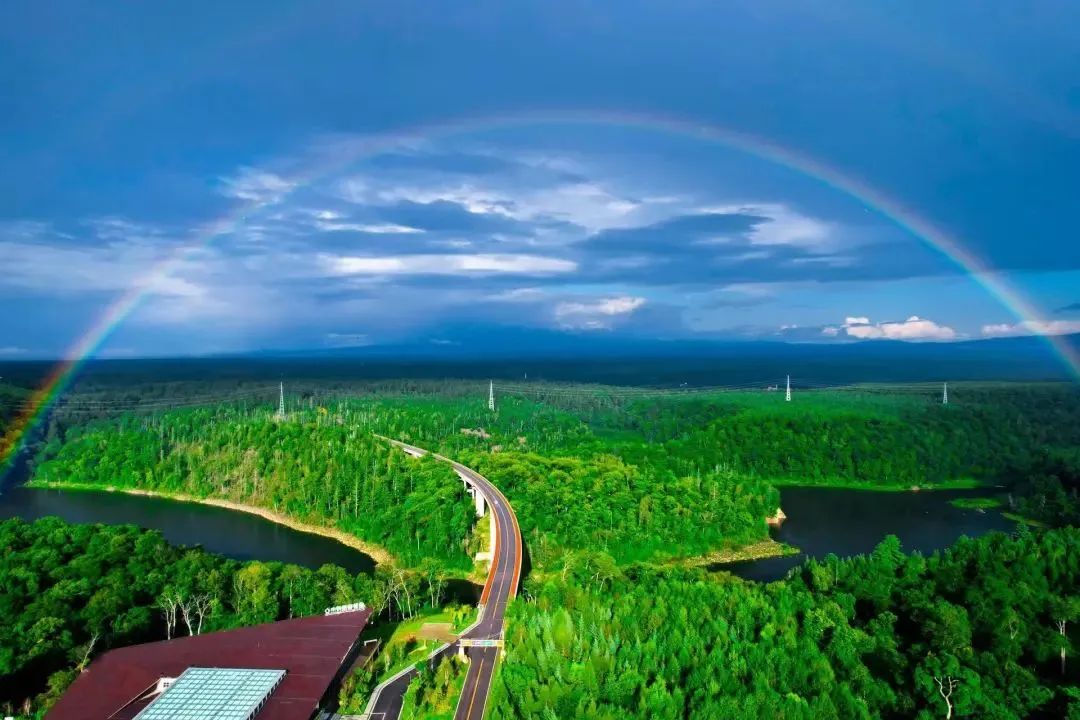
[{"left": 1, "top": 1, "right": 1079, "bottom": 357}]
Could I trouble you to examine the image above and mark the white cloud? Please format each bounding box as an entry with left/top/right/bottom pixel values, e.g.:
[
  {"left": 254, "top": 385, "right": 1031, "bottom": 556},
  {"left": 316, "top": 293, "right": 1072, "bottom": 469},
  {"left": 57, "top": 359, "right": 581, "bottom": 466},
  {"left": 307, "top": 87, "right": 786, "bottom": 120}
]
[
  {"left": 339, "top": 176, "right": 647, "bottom": 233},
  {"left": 555, "top": 295, "right": 647, "bottom": 329},
  {"left": 488, "top": 287, "right": 545, "bottom": 302},
  {"left": 789, "top": 255, "right": 853, "bottom": 267},
  {"left": 0, "top": 346, "right": 28, "bottom": 356},
  {"left": 700, "top": 203, "right": 834, "bottom": 250},
  {"left": 87, "top": 217, "right": 165, "bottom": 241},
  {"left": 340, "top": 179, "right": 513, "bottom": 217},
  {"left": 0, "top": 219, "right": 289, "bottom": 334},
  {"left": 309, "top": 212, "right": 424, "bottom": 234},
  {"left": 431, "top": 239, "right": 473, "bottom": 249},
  {"left": 825, "top": 315, "right": 958, "bottom": 341},
  {"left": 722, "top": 282, "right": 779, "bottom": 298},
  {"left": 728, "top": 250, "right": 771, "bottom": 262},
  {"left": 981, "top": 320, "right": 1080, "bottom": 337},
  {"left": 326, "top": 223, "right": 423, "bottom": 234},
  {"left": 0, "top": 230, "right": 203, "bottom": 298},
  {"left": 321, "top": 253, "right": 577, "bottom": 276},
  {"left": 220, "top": 168, "right": 296, "bottom": 204}
]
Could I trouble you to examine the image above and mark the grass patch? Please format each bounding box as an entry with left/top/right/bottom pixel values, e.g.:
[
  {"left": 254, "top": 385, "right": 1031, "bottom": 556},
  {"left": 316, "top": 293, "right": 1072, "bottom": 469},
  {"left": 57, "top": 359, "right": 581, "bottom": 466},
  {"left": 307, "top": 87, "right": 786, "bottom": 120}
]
[
  {"left": 369, "top": 605, "right": 477, "bottom": 686},
  {"left": 677, "top": 539, "right": 799, "bottom": 567},
  {"left": 338, "top": 604, "right": 479, "bottom": 715},
  {"left": 401, "top": 655, "right": 469, "bottom": 720},
  {"left": 949, "top": 497, "right": 1002, "bottom": 510},
  {"left": 1002, "top": 511, "right": 1048, "bottom": 528}
]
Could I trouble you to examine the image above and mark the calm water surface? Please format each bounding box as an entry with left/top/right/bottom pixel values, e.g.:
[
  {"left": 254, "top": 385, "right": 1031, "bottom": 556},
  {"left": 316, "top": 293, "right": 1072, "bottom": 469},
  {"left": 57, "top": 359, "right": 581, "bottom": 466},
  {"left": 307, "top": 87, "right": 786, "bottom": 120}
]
[
  {"left": 0, "top": 480, "right": 1013, "bottom": 586},
  {"left": 723, "top": 486, "right": 1015, "bottom": 582},
  {"left": 0, "top": 485, "right": 377, "bottom": 575}
]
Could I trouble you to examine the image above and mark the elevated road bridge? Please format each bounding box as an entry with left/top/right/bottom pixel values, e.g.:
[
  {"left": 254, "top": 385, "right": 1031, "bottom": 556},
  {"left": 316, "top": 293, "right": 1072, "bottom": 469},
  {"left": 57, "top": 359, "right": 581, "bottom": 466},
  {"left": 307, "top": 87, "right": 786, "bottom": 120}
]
[{"left": 363, "top": 437, "right": 522, "bottom": 720}]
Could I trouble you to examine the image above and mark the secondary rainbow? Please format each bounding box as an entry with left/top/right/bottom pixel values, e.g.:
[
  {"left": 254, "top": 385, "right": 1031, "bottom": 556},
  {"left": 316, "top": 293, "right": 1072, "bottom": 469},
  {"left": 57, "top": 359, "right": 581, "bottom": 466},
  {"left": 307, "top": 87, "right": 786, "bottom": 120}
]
[{"left": 3, "top": 108, "right": 1076, "bottom": 470}]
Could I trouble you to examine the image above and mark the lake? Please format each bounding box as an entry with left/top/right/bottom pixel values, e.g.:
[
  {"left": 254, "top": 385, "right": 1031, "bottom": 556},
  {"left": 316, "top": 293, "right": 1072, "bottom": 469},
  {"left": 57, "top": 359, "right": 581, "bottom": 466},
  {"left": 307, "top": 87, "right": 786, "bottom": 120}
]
[
  {"left": 0, "top": 482, "right": 1015, "bottom": 585},
  {"left": 721, "top": 486, "right": 1016, "bottom": 582},
  {"left": 0, "top": 485, "right": 378, "bottom": 575}
]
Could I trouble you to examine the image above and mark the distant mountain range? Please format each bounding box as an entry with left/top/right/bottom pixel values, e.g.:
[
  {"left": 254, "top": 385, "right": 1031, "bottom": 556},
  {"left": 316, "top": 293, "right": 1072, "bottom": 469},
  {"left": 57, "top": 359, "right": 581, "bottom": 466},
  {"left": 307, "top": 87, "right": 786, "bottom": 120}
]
[
  {"left": 248, "top": 324, "right": 1078, "bottom": 361},
  {"left": 228, "top": 327, "right": 1079, "bottom": 384},
  {"left": 2, "top": 329, "right": 1076, "bottom": 387}
]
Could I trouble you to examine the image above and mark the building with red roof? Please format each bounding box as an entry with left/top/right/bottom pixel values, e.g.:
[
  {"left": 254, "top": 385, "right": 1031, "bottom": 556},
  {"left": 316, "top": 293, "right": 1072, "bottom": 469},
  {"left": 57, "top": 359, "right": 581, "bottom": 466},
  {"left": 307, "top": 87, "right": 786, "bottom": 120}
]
[{"left": 46, "top": 607, "right": 371, "bottom": 720}]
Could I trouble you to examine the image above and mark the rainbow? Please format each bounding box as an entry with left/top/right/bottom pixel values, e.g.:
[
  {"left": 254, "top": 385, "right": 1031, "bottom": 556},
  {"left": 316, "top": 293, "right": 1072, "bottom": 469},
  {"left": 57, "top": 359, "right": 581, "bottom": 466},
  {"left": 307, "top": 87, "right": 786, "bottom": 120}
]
[{"left": 3, "top": 108, "right": 1077, "bottom": 471}]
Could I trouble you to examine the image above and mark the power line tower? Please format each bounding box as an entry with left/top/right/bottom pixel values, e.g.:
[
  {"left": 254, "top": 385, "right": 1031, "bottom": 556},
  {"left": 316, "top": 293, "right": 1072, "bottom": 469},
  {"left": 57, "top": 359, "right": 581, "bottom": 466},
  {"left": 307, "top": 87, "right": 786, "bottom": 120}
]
[
  {"left": 276, "top": 382, "right": 286, "bottom": 420},
  {"left": 942, "top": 382, "right": 948, "bottom": 406},
  {"left": 488, "top": 381, "right": 496, "bottom": 412},
  {"left": 785, "top": 375, "right": 792, "bottom": 402}
]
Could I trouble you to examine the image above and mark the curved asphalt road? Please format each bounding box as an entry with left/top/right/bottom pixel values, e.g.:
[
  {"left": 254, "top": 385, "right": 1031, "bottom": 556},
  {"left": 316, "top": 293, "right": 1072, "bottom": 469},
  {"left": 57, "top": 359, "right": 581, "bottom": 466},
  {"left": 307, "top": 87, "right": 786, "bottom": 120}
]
[{"left": 364, "top": 438, "right": 522, "bottom": 720}]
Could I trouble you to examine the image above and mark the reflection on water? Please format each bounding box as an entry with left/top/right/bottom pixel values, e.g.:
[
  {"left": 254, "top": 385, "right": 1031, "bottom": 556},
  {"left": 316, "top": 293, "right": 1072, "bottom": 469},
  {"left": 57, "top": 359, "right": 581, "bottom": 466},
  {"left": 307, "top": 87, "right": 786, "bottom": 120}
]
[
  {"left": 0, "top": 485, "right": 377, "bottom": 575},
  {"left": 722, "top": 486, "right": 1015, "bottom": 582}
]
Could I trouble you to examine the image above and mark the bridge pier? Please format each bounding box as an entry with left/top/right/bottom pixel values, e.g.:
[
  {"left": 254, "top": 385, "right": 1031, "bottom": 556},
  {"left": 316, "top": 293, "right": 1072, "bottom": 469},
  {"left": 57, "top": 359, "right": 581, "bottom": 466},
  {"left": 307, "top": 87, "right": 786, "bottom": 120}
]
[{"left": 473, "top": 489, "right": 486, "bottom": 517}]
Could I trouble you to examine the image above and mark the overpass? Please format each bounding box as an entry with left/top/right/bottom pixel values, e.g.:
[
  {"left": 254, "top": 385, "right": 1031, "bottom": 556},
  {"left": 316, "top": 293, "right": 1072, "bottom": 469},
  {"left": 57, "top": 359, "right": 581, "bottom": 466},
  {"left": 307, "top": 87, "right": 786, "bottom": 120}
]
[{"left": 363, "top": 437, "right": 522, "bottom": 720}]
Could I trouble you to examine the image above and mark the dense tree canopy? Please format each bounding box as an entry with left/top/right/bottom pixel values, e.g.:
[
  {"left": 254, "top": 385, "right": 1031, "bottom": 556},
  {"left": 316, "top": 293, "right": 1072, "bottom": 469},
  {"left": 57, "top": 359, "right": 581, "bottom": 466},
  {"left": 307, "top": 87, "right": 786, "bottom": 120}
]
[
  {"left": 493, "top": 529, "right": 1080, "bottom": 719},
  {"left": 463, "top": 450, "right": 775, "bottom": 564},
  {"left": 32, "top": 409, "right": 478, "bottom": 569},
  {"left": 1010, "top": 448, "right": 1080, "bottom": 528},
  {"left": 0, "top": 517, "right": 391, "bottom": 717},
  {"left": 7, "top": 380, "right": 1079, "bottom": 718},
  {"left": 27, "top": 383, "right": 1080, "bottom": 568}
]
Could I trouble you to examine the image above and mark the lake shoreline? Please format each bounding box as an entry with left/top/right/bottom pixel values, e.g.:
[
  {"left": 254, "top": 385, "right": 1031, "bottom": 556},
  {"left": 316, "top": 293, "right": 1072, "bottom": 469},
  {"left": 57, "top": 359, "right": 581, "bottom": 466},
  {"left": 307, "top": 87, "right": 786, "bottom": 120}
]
[
  {"left": 678, "top": 539, "right": 799, "bottom": 567},
  {"left": 770, "top": 478, "right": 988, "bottom": 492},
  {"left": 27, "top": 480, "right": 398, "bottom": 567}
]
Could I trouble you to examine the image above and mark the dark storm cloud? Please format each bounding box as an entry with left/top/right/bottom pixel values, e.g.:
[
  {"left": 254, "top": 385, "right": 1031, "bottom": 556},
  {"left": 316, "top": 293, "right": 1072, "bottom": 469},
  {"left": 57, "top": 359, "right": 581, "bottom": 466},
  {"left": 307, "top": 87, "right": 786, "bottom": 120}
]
[
  {"left": 568, "top": 212, "right": 954, "bottom": 287},
  {"left": 583, "top": 212, "right": 765, "bottom": 256}
]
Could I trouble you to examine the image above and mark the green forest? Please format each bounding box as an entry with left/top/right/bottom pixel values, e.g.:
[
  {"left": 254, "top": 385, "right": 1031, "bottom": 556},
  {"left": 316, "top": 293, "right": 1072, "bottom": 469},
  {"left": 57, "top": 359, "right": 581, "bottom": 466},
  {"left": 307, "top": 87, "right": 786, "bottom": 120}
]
[
  {"left": 0, "top": 518, "right": 346, "bottom": 715},
  {"left": 2, "top": 379, "right": 1079, "bottom": 717},
  {"left": 494, "top": 529, "right": 1080, "bottom": 719},
  {"left": 0, "top": 514, "right": 469, "bottom": 718},
  {"left": 31, "top": 410, "right": 479, "bottom": 570}
]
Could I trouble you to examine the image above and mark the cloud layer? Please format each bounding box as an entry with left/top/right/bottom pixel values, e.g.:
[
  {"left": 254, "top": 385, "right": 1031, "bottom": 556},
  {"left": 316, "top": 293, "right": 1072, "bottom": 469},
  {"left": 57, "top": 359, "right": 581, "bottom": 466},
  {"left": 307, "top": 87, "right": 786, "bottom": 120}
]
[
  {"left": 981, "top": 320, "right": 1080, "bottom": 338},
  {"left": 0, "top": 133, "right": 1067, "bottom": 355},
  {"left": 822, "top": 315, "right": 958, "bottom": 341}
]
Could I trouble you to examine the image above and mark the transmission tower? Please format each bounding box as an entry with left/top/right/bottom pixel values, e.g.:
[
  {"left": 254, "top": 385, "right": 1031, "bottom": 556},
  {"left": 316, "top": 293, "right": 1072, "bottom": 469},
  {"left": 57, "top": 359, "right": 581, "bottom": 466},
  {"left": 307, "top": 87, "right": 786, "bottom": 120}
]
[
  {"left": 488, "top": 381, "right": 496, "bottom": 412},
  {"left": 785, "top": 375, "right": 791, "bottom": 402},
  {"left": 942, "top": 382, "right": 948, "bottom": 405},
  {"left": 277, "top": 382, "right": 286, "bottom": 419}
]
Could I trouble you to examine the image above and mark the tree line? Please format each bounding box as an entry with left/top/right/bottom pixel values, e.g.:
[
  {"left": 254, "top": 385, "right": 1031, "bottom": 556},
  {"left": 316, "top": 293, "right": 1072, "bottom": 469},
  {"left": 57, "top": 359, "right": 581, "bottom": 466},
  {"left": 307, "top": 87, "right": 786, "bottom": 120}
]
[
  {"left": 0, "top": 516, "right": 460, "bottom": 718},
  {"left": 492, "top": 528, "right": 1080, "bottom": 719},
  {"left": 31, "top": 407, "right": 479, "bottom": 570},
  {"left": 31, "top": 384, "right": 1079, "bottom": 568}
]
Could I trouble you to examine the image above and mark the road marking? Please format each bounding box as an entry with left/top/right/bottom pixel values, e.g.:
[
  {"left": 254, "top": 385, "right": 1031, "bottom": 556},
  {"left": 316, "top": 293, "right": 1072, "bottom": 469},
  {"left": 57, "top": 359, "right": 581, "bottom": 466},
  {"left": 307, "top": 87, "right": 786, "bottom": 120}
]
[
  {"left": 464, "top": 657, "right": 487, "bottom": 719},
  {"left": 382, "top": 436, "right": 522, "bottom": 720}
]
